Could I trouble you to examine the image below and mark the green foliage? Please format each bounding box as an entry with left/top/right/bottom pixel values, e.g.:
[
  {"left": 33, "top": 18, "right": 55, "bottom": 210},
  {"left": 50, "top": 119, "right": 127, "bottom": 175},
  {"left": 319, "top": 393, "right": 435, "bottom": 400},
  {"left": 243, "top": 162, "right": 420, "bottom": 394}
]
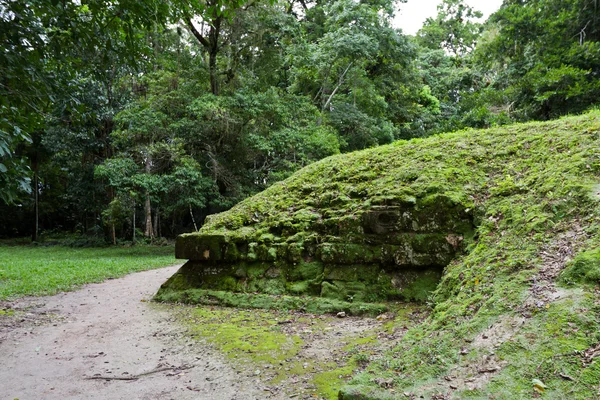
[
  {"left": 0, "top": 0, "right": 170, "bottom": 203},
  {"left": 414, "top": 0, "right": 600, "bottom": 133},
  {"left": 476, "top": 0, "right": 600, "bottom": 120},
  {"left": 417, "top": 0, "right": 484, "bottom": 56},
  {"left": 0, "top": 154, "right": 31, "bottom": 205},
  {"left": 95, "top": 158, "right": 139, "bottom": 196},
  {"left": 101, "top": 198, "right": 130, "bottom": 232},
  {"left": 560, "top": 248, "right": 600, "bottom": 285},
  {"left": 167, "top": 157, "right": 214, "bottom": 212},
  {"left": 288, "top": 0, "right": 425, "bottom": 149},
  {"left": 412, "top": 1, "right": 516, "bottom": 135}
]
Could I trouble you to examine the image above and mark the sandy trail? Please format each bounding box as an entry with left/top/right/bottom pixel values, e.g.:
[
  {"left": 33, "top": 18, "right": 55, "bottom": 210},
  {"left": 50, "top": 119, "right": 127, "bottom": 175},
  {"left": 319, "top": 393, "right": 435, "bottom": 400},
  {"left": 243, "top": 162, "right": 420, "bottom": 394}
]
[{"left": 0, "top": 266, "right": 272, "bottom": 400}]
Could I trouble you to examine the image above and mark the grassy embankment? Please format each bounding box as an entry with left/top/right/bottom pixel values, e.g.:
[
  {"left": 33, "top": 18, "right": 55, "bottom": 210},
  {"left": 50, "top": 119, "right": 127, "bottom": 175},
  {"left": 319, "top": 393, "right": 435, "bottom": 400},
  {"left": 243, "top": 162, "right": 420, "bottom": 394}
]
[
  {"left": 0, "top": 244, "right": 175, "bottom": 300},
  {"left": 162, "top": 111, "right": 600, "bottom": 399}
]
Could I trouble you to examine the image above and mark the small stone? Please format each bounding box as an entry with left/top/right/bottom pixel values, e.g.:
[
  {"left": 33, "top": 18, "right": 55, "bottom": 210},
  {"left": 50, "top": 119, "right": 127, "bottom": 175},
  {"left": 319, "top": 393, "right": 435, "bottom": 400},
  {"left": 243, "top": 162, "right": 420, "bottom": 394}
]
[
  {"left": 336, "top": 312, "right": 346, "bottom": 318},
  {"left": 376, "top": 313, "right": 388, "bottom": 321}
]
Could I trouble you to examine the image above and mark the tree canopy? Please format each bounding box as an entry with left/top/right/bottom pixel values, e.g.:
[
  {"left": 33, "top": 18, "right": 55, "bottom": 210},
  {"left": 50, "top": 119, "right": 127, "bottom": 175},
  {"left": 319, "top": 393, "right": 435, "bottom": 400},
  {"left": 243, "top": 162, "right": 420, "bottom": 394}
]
[{"left": 1, "top": 0, "right": 599, "bottom": 241}]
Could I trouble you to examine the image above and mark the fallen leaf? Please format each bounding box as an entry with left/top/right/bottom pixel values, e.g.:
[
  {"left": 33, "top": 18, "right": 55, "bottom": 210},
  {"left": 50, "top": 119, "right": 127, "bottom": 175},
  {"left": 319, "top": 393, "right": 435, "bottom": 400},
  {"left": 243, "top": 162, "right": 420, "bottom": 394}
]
[{"left": 532, "top": 378, "right": 547, "bottom": 393}]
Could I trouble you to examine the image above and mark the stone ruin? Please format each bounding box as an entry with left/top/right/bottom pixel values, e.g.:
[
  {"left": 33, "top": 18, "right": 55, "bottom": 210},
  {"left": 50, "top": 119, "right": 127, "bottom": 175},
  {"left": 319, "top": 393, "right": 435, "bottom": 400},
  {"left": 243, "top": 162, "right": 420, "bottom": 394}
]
[{"left": 158, "top": 196, "right": 474, "bottom": 309}]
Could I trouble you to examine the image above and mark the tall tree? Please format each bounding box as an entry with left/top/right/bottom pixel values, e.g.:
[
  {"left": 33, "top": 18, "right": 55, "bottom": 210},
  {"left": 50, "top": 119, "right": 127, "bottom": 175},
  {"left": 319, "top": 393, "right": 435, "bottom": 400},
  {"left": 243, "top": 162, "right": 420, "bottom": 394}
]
[
  {"left": 417, "top": 0, "right": 484, "bottom": 57},
  {"left": 288, "top": 0, "right": 424, "bottom": 149},
  {"left": 0, "top": 0, "right": 169, "bottom": 204},
  {"left": 475, "top": 0, "right": 600, "bottom": 120},
  {"left": 176, "top": 0, "right": 259, "bottom": 95}
]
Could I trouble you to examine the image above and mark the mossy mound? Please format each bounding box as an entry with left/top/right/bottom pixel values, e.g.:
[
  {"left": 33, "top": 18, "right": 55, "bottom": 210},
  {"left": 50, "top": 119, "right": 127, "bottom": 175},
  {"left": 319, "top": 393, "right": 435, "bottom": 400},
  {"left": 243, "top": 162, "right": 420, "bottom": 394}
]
[
  {"left": 159, "top": 111, "right": 600, "bottom": 398},
  {"left": 160, "top": 132, "right": 479, "bottom": 307},
  {"left": 164, "top": 196, "right": 474, "bottom": 307}
]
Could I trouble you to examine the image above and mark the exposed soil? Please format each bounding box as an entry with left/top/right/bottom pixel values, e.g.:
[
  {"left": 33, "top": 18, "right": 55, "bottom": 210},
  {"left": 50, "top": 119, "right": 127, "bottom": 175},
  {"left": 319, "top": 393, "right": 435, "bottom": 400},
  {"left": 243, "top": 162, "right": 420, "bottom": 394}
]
[
  {"left": 526, "top": 222, "right": 587, "bottom": 309},
  {"left": 0, "top": 266, "right": 272, "bottom": 400}
]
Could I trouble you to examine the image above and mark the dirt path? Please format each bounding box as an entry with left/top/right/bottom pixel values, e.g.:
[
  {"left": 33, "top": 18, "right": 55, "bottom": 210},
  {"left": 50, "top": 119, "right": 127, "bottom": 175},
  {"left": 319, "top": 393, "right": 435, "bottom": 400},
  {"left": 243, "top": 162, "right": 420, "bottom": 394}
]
[{"left": 0, "top": 266, "right": 273, "bottom": 400}]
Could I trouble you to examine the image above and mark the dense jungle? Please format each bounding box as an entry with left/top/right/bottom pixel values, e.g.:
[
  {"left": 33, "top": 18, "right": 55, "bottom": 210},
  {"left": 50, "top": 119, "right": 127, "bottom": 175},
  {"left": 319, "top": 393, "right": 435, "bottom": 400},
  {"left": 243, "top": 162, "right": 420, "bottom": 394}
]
[{"left": 2, "top": 0, "right": 598, "bottom": 242}]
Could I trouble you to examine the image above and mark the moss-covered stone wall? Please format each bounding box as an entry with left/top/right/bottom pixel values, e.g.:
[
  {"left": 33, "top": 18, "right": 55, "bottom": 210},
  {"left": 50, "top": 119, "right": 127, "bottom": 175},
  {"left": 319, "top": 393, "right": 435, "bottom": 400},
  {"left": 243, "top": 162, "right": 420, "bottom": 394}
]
[{"left": 159, "top": 196, "right": 474, "bottom": 307}]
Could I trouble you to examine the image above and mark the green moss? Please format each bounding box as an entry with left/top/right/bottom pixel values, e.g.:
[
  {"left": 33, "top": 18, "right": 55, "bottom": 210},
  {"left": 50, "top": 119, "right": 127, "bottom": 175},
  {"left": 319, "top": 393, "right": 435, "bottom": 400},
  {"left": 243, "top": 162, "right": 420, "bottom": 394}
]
[
  {"left": 339, "top": 385, "right": 396, "bottom": 400},
  {"left": 176, "top": 233, "right": 228, "bottom": 261},
  {"left": 559, "top": 247, "right": 600, "bottom": 285},
  {"left": 325, "top": 265, "right": 367, "bottom": 282},
  {"left": 215, "top": 276, "right": 238, "bottom": 291},
  {"left": 156, "top": 288, "right": 388, "bottom": 316},
  {"left": 484, "top": 295, "right": 600, "bottom": 399},
  {"left": 286, "top": 280, "right": 310, "bottom": 294},
  {"left": 187, "top": 307, "right": 302, "bottom": 367},
  {"left": 395, "top": 269, "right": 443, "bottom": 302},
  {"left": 159, "top": 270, "right": 192, "bottom": 291},
  {"left": 319, "top": 243, "right": 379, "bottom": 264},
  {"left": 321, "top": 280, "right": 368, "bottom": 302},
  {"left": 246, "top": 263, "right": 270, "bottom": 279},
  {"left": 224, "top": 242, "right": 240, "bottom": 261},
  {"left": 246, "top": 278, "right": 286, "bottom": 295},
  {"left": 343, "top": 334, "right": 379, "bottom": 351},
  {"left": 176, "top": 305, "right": 425, "bottom": 399},
  {"left": 313, "top": 362, "right": 356, "bottom": 399},
  {"left": 286, "top": 261, "right": 324, "bottom": 281}
]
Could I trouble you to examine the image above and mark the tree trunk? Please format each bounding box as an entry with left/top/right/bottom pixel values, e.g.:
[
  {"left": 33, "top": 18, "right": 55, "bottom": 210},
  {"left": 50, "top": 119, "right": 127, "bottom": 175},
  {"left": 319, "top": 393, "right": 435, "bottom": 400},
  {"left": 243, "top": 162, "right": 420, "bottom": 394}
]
[
  {"left": 153, "top": 206, "right": 159, "bottom": 238},
  {"left": 322, "top": 61, "right": 353, "bottom": 112},
  {"left": 209, "top": 49, "right": 219, "bottom": 95},
  {"left": 189, "top": 203, "right": 198, "bottom": 231},
  {"left": 186, "top": 16, "right": 222, "bottom": 96},
  {"left": 144, "top": 193, "right": 153, "bottom": 238},
  {"left": 32, "top": 170, "right": 39, "bottom": 242},
  {"left": 144, "top": 152, "right": 154, "bottom": 239},
  {"left": 132, "top": 200, "right": 136, "bottom": 244},
  {"left": 208, "top": 16, "right": 221, "bottom": 95},
  {"left": 158, "top": 211, "right": 161, "bottom": 238}
]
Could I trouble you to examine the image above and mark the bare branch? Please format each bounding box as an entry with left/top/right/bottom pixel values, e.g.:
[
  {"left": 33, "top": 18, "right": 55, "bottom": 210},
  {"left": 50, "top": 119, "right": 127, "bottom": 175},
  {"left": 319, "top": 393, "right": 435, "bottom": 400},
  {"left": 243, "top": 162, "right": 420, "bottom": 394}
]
[
  {"left": 186, "top": 19, "right": 210, "bottom": 49},
  {"left": 322, "top": 61, "right": 353, "bottom": 112}
]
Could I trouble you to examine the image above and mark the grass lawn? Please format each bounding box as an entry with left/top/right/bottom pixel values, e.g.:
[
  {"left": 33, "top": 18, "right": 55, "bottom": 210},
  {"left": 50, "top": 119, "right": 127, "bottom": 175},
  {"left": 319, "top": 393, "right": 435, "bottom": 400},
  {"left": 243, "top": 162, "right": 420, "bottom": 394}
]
[{"left": 0, "top": 245, "right": 177, "bottom": 300}]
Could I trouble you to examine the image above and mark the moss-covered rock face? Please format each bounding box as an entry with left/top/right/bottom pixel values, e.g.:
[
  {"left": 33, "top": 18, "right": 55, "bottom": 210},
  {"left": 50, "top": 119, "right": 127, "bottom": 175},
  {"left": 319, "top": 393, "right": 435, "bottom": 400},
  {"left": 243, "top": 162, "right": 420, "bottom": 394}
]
[{"left": 160, "top": 195, "right": 474, "bottom": 307}]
